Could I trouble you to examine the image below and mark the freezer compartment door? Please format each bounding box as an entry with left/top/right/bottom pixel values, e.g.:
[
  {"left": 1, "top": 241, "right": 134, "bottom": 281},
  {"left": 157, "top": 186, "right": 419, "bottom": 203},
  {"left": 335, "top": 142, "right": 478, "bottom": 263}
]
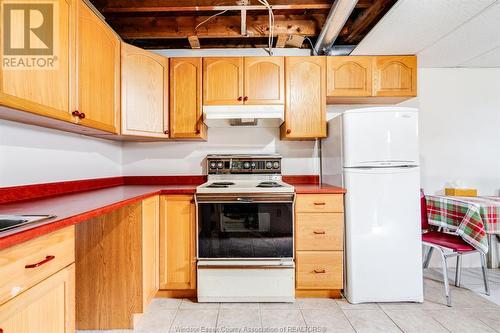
[
  {"left": 344, "top": 167, "right": 423, "bottom": 303},
  {"left": 342, "top": 107, "right": 419, "bottom": 167}
]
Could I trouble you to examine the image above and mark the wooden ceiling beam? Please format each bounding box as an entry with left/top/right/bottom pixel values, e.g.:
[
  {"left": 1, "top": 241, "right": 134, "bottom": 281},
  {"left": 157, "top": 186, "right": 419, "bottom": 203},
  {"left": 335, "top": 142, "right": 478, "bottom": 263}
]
[
  {"left": 108, "top": 14, "right": 325, "bottom": 39},
  {"left": 98, "top": 1, "right": 373, "bottom": 13},
  {"left": 101, "top": 4, "right": 332, "bottom": 13},
  {"left": 342, "top": 0, "right": 396, "bottom": 44}
]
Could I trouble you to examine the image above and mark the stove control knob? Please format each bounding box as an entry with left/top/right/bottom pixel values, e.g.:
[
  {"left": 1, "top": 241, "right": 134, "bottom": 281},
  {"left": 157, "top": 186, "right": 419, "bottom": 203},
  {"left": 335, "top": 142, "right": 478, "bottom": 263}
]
[
  {"left": 243, "top": 162, "right": 250, "bottom": 169},
  {"left": 273, "top": 161, "right": 280, "bottom": 169},
  {"left": 266, "top": 161, "right": 273, "bottom": 169},
  {"left": 209, "top": 162, "right": 217, "bottom": 169},
  {"left": 251, "top": 162, "right": 256, "bottom": 169},
  {"left": 217, "top": 161, "right": 223, "bottom": 169}
]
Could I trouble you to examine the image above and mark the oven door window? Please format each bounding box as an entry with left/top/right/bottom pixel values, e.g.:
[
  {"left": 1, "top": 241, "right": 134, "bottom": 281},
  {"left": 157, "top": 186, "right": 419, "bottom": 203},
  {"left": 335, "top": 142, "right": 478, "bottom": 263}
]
[{"left": 198, "top": 202, "right": 293, "bottom": 259}]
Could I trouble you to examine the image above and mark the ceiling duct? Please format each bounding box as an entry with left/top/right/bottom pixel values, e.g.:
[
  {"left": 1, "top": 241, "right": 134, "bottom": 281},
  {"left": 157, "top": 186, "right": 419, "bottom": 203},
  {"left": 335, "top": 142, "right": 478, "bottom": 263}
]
[{"left": 314, "top": 0, "right": 358, "bottom": 55}]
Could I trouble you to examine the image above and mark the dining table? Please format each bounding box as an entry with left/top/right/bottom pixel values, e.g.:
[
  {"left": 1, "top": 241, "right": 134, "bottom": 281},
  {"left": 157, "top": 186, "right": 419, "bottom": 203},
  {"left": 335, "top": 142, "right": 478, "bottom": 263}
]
[{"left": 425, "top": 195, "right": 500, "bottom": 268}]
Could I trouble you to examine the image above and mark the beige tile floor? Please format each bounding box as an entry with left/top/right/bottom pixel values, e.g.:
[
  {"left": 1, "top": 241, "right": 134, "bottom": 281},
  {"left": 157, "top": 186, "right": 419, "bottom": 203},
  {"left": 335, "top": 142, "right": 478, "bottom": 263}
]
[{"left": 80, "top": 268, "right": 500, "bottom": 333}]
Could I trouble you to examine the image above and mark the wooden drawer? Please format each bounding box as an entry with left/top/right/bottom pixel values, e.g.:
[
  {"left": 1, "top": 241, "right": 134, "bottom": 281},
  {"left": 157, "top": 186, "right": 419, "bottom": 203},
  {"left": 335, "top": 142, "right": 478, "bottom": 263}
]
[
  {"left": 0, "top": 226, "right": 75, "bottom": 305},
  {"left": 296, "top": 251, "right": 343, "bottom": 289},
  {"left": 296, "top": 213, "right": 343, "bottom": 251},
  {"left": 295, "top": 194, "right": 343, "bottom": 213}
]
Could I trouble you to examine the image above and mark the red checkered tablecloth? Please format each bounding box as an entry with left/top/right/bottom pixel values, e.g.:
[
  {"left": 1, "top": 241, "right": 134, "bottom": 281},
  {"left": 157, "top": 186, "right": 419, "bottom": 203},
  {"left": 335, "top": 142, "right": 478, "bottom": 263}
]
[{"left": 425, "top": 195, "right": 500, "bottom": 253}]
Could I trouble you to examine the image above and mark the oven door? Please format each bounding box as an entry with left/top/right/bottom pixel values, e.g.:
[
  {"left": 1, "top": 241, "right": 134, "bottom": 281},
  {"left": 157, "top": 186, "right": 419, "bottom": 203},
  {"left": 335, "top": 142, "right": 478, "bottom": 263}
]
[{"left": 196, "top": 193, "right": 294, "bottom": 260}]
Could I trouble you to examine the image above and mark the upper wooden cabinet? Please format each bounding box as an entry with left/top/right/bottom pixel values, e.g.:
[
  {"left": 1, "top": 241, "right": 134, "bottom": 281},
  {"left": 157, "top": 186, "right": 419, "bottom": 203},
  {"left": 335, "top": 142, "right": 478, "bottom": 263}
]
[
  {"left": 0, "top": 0, "right": 75, "bottom": 123},
  {"left": 281, "top": 57, "right": 326, "bottom": 140},
  {"left": 327, "top": 55, "right": 417, "bottom": 103},
  {"left": 203, "top": 57, "right": 243, "bottom": 105},
  {"left": 170, "top": 58, "right": 207, "bottom": 140},
  {"left": 203, "top": 56, "right": 284, "bottom": 105},
  {"left": 121, "top": 43, "right": 169, "bottom": 138},
  {"left": 327, "top": 56, "right": 372, "bottom": 97},
  {"left": 77, "top": 0, "right": 120, "bottom": 133},
  {"left": 159, "top": 195, "right": 196, "bottom": 290},
  {"left": 244, "top": 57, "right": 284, "bottom": 104},
  {"left": 373, "top": 56, "right": 417, "bottom": 97}
]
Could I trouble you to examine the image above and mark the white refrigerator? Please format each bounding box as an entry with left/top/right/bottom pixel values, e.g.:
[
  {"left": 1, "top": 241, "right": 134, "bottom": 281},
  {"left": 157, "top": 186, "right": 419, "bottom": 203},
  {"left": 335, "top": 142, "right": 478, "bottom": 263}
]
[{"left": 321, "top": 107, "right": 423, "bottom": 303}]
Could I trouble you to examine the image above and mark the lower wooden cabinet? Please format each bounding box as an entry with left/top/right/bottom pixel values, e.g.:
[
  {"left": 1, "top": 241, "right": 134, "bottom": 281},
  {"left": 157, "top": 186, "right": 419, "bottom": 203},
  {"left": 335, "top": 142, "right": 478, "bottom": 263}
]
[
  {"left": 295, "top": 194, "right": 344, "bottom": 297},
  {"left": 75, "top": 200, "right": 159, "bottom": 330},
  {"left": 142, "top": 196, "right": 160, "bottom": 307},
  {"left": 0, "top": 264, "right": 75, "bottom": 333},
  {"left": 296, "top": 251, "right": 343, "bottom": 289},
  {"left": 159, "top": 195, "right": 196, "bottom": 290}
]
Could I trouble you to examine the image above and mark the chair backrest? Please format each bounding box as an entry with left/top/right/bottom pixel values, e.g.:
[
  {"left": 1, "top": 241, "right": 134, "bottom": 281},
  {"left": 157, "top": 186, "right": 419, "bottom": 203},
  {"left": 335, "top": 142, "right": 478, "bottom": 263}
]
[{"left": 420, "top": 189, "right": 430, "bottom": 230}]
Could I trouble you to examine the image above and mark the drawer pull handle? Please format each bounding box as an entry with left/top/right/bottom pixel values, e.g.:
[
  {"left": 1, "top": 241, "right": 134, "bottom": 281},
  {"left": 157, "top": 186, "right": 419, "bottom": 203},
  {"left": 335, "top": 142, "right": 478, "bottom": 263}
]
[
  {"left": 313, "top": 202, "right": 326, "bottom": 206},
  {"left": 25, "top": 255, "right": 55, "bottom": 269},
  {"left": 313, "top": 230, "right": 326, "bottom": 235},
  {"left": 313, "top": 269, "right": 326, "bottom": 274}
]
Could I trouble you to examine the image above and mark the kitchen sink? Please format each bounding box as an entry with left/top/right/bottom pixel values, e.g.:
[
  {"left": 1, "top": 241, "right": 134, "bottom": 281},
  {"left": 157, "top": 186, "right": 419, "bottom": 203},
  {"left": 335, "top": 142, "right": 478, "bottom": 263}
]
[{"left": 0, "top": 215, "right": 56, "bottom": 233}]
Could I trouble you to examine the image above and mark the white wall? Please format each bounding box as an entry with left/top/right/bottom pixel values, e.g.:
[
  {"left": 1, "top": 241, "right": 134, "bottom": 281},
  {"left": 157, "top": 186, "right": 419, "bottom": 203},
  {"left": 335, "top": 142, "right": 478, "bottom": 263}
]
[
  {"left": 122, "top": 127, "right": 319, "bottom": 176},
  {"left": 0, "top": 120, "right": 122, "bottom": 187},
  {"left": 403, "top": 68, "right": 500, "bottom": 196}
]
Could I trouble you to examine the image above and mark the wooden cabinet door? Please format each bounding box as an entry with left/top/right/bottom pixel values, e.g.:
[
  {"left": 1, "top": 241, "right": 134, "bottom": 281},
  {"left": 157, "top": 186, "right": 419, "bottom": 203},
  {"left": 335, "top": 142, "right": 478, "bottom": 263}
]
[
  {"left": 373, "top": 56, "right": 417, "bottom": 97},
  {"left": 142, "top": 196, "right": 160, "bottom": 307},
  {"left": 170, "top": 58, "right": 207, "bottom": 139},
  {"left": 121, "top": 43, "right": 168, "bottom": 138},
  {"left": 203, "top": 57, "right": 243, "bottom": 105},
  {"left": 159, "top": 195, "right": 196, "bottom": 290},
  {"left": 244, "top": 57, "right": 284, "bottom": 104},
  {"left": 0, "top": 0, "right": 75, "bottom": 123},
  {"left": 327, "top": 56, "right": 372, "bottom": 97},
  {"left": 0, "top": 264, "right": 75, "bottom": 333},
  {"left": 77, "top": 1, "right": 120, "bottom": 133},
  {"left": 281, "top": 57, "right": 326, "bottom": 140}
]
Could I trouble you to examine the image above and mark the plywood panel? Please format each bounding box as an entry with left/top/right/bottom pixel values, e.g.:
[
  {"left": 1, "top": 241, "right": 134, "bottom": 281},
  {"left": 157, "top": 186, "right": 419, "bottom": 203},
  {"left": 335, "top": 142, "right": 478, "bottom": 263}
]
[{"left": 75, "top": 203, "right": 142, "bottom": 330}]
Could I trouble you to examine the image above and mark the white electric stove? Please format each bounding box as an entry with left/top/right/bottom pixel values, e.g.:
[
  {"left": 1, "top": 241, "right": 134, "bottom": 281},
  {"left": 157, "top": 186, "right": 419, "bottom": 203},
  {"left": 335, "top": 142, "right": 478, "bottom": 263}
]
[{"left": 195, "top": 154, "right": 296, "bottom": 303}]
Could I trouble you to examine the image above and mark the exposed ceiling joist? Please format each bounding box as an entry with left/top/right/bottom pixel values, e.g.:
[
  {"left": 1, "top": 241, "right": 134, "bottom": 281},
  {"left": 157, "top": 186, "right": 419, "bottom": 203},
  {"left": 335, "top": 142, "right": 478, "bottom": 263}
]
[
  {"left": 342, "top": 0, "right": 396, "bottom": 44},
  {"left": 89, "top": 0, "right": 397, "bottom": 49},
  {"left": 109, "top": 14, "right": 324, "bottom": 39}
]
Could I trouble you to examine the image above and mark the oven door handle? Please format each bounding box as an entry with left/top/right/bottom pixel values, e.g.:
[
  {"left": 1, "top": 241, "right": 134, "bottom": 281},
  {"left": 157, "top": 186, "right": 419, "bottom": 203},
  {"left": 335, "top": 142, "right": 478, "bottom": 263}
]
[{"left": 236, "top": 197, "right": 253, "bottom": 203}]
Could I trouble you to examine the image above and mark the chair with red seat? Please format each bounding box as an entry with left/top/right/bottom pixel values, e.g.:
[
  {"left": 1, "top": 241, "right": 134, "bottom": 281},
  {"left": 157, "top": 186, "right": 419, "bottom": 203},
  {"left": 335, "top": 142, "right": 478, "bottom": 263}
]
[{"left": 421, "top": 190, "right": 490, "bottom": 306}]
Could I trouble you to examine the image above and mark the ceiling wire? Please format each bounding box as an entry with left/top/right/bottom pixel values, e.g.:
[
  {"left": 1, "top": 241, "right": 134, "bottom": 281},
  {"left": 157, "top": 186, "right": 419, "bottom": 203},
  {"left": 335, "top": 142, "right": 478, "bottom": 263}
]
[
  {"left": 195, "top": 9, "right": 229, "bottom": 32},
  {"left": 194, "top": 0, "right": 275, "bottom": 54},
  {"left": 257, "top": 0, "right": 275, "bottom": 55}
]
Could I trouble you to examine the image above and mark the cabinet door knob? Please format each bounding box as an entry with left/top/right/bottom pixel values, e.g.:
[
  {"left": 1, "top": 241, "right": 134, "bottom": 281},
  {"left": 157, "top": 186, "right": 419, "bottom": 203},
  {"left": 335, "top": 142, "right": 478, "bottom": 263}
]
[
  {"left": 195, "top": 129, "right": 200, "bottom": 135},
  {"left": 164, "top": 130, "right": 169, "bottom": 135},
  {"left": 237, "top": 96, "right": 243, "bottom": 101},
  {"left": 78, "top": 112, "right": 86, "bottom": 119},
  {"left": 72, "top": 110, "right": 80, "bottom": 117},
  {"left": 243, "top": 96, "right": 248, "bottom": 101},
  {"left": 286, "top": 129, "right": 291, "bottom": 134}
]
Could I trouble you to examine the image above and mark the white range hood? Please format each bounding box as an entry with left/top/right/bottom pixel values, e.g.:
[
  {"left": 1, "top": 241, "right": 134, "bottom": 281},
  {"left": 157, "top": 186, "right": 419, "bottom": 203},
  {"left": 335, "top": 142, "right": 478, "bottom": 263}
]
[{"left": 203, "top": 105, "right": 284, "bottom": 127}]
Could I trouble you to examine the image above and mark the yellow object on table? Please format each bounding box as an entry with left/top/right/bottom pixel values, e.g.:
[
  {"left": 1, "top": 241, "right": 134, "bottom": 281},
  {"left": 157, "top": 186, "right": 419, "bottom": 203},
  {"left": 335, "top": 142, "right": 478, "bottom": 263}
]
[{"left": 445, "top": 188, "right": 477, "bottom": 197}]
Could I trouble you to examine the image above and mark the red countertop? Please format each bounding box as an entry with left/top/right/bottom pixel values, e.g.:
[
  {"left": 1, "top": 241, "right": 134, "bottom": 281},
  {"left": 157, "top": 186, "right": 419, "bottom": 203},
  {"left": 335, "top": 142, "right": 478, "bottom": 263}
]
[
  {"left": 0, "top": 185, "right": 197, "bottom": 250},
  {"left": 293, "top": 183, "right": 346, "bottom": 194},
  {"left": 0, "top": 177, "right": 345, "bottom": 251}
]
